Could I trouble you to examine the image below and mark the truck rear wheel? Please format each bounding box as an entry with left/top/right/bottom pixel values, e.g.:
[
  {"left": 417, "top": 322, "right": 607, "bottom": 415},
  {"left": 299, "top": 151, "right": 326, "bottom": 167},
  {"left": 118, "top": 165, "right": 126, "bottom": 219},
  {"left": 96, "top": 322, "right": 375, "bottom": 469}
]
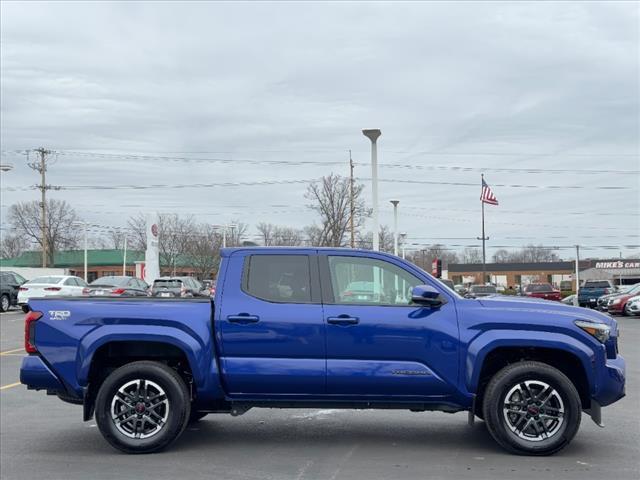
[
  {"left": 95, "top": 361, "right": 191, "bottom": 454},
  {"left": 482, "top": 361, "right": 581, "bottom": 455}
]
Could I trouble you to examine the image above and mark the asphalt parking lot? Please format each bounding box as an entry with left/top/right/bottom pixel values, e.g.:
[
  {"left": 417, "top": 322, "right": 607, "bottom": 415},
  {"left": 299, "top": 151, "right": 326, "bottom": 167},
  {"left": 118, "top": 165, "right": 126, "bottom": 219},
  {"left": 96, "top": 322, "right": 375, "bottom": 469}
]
[{"left": 1, "top": 309, "right": 638, "bottom": 480}]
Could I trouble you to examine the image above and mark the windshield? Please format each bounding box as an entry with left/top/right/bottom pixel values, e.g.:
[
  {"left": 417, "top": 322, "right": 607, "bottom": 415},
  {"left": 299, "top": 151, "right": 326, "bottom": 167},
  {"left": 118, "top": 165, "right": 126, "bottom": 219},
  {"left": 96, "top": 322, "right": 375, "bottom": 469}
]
[
  {"left": 584, "top": 281, "right": 611, "bottom": 288},
  {"left": 623, "top": 284, "right": 640, "bottom": 295},
  {"left": 471, "top": 285, "right": 497, "bottom": 294},
  {"left": 525, "top": 284, "right": 553, "bottom": 293},
  {"left": 153, "top": 280, "right": 183, "bottom": 288},
  {"left": 28, "top": 276, "right": 63, "bottom": 284},
  {"left": 91, "top": 276, "right": 129, "bottom": 286}
]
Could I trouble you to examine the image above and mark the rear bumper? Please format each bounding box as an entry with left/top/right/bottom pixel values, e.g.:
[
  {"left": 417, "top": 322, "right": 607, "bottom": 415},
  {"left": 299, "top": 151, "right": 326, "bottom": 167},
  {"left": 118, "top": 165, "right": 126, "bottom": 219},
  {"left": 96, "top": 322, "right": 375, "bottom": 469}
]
[
  {"left": 593, "top": 355, "right": 626, "bottom": 407},
  {"left": 20, "top": 355, "right": 66, "bottom": 393}
]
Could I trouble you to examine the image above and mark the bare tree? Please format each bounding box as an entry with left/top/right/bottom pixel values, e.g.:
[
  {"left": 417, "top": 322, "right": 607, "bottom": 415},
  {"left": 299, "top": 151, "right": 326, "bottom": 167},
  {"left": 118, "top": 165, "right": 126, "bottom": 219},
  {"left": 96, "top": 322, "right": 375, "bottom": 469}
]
[
  {"left": 257, "top": 223, "right": 304, "bottom": 246},
  {"left": 356, "top": 225, "right": 394, "bottom": 253},
  {"left": 0, "top": 233, "right": 29, "bottom": 259},
  {"left": 8, "top": 199, "right": 80, "bottom": 265},
  {"left": 492, "top": 248, "right": 511, "bottom": 263},
  {"left": 491, "top": 245, "right": 561, "bottom": 263},
  {"left": 407, "top": 244, "right": 459, "bottom": 270},
  {"left": 460, "top": 247, "right": 483, "bottom": 264},
  {"left": 225, "top": 221, "right": 248, "bottom": 247},
  {"left": 184, "top": 224, "right": 223, "bottom": 280},
  {"left": 305, "top": 174, "right": 370, "bottom": 247}
]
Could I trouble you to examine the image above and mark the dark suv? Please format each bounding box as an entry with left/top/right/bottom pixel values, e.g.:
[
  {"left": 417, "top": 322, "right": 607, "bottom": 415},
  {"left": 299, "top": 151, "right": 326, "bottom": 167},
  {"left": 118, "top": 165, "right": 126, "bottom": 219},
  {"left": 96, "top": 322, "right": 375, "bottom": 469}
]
[
  {"left": 151, "top": 276, "right": 207, "bottom": 298},
  {"left": 86, "top": 276, "right": 149, "bottom": 297},
  {"left": 0, "top": 271, "right": 27, "bottom": 312}
]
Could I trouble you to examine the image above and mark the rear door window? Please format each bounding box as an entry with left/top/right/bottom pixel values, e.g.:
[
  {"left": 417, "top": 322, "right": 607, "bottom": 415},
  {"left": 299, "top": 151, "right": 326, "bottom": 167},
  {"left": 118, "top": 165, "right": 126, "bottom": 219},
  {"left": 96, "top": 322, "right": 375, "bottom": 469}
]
[{"left": 243, "top": 255, "right": 312, "bottom": 303}]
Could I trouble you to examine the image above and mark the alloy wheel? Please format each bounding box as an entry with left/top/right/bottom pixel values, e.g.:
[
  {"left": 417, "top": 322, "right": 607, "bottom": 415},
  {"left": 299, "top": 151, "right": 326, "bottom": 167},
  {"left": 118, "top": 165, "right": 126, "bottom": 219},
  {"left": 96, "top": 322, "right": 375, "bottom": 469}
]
[
  {"left": 502, "top": 380, "right": 565, "bottom": 442},
  {"left": 110, "top": 379, "right": 170, "bottom": 439}
]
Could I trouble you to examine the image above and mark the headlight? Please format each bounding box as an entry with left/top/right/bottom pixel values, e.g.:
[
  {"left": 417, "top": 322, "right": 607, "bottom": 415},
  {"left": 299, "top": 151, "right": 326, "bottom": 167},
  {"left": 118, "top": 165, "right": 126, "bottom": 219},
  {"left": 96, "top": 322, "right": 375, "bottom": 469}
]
[
  {"left": 611, "top": 298, "right": 622, "bottom": 305},
  {"left": 575, "top": 320, "right": 610, "bottom": 343}
]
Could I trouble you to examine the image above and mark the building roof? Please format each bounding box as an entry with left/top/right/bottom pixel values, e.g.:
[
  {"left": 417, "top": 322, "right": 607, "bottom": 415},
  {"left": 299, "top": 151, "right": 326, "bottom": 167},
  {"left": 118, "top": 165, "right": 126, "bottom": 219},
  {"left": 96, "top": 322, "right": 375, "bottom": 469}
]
[
  {"left": 0, "top": 249, "right": 145, "bottom": 268},
  {"left": 447, "top": 261, "right": 590, "bottom": 273}
]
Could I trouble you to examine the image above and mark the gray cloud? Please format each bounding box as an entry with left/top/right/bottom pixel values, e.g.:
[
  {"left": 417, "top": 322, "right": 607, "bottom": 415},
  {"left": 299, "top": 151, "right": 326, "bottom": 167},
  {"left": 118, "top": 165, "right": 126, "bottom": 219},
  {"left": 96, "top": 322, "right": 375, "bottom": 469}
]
[{"left": 1, "top": 1, "right": 638, "bottom": 257}]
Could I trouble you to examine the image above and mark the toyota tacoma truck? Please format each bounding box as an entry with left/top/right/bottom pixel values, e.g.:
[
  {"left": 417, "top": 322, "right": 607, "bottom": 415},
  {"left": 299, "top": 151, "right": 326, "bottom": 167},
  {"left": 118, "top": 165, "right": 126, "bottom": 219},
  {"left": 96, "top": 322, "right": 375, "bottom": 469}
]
[{"left": 20, "top": 248, "right": 625, "bottom": 455}]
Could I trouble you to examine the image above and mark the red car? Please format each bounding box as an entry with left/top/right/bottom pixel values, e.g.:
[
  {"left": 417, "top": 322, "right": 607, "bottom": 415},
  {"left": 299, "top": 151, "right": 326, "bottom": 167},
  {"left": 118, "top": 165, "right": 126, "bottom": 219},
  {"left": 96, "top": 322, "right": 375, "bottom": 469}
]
[
  {"left": 524, "top": 283, "right": 562, "bottom": 301},
  {"left": 606, "top": 283, "right": 640, "bottom": 315}
]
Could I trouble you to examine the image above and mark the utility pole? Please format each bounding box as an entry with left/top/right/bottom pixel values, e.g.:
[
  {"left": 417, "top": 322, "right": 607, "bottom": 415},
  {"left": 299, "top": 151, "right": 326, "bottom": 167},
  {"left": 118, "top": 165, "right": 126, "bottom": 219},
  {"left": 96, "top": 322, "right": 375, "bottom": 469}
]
[
  {"left": 27, "top": 148, "right": 55, "bottom": 267},
  {"left": 574, "top": 245, "right": 580, "bottom": 307},
  {"left": 349, "top": 150, "right": 355, "bottom": 248}
]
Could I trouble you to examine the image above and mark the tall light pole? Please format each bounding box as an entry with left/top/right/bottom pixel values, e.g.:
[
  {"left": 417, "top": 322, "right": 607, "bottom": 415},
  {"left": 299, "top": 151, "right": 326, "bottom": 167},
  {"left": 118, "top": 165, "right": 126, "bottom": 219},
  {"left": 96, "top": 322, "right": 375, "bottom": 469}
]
[
  {"left": 73, "top": 221, "right": 88, "bottom": 282},
  {"left": 362, "top": 129, "right": 381, "bottom": 251},
  {"left": 390, "top": 200, "right": 399, "bottom": 256},
  {"left": 399, "top": 233, "right": 407, "bottom": 259}
]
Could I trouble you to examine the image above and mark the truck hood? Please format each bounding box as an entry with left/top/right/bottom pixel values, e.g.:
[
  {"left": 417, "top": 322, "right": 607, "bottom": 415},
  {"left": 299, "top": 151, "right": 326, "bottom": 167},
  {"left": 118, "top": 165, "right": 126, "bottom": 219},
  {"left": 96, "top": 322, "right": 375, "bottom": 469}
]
[{"left": 476, "top": 294, "right": 614, "bottom": 326}]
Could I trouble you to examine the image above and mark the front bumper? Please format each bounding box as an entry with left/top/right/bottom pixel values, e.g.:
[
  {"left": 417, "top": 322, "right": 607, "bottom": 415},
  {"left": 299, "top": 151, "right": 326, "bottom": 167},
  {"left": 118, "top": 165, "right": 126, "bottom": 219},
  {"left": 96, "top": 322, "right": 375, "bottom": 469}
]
[{"left": 593, "top": 355, "right": 626, "bottom": 407}]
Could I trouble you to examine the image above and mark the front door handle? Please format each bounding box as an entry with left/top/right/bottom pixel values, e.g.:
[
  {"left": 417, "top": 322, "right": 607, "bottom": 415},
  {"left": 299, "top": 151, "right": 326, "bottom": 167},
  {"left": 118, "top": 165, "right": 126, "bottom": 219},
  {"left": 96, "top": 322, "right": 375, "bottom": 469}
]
[
  {"left": 227, "top": 314, "right": 260, "bottom": 324},
  {"left": 327, "top": 315, "right": 359, "bottom": 325}
]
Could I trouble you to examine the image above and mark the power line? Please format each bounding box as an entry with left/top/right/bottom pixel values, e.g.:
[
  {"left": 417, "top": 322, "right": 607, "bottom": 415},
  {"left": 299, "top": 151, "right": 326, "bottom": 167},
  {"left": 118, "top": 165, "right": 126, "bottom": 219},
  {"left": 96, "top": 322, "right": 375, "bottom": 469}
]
[{"left": 50, "top": 150, "right": 639, "bottom": 175}]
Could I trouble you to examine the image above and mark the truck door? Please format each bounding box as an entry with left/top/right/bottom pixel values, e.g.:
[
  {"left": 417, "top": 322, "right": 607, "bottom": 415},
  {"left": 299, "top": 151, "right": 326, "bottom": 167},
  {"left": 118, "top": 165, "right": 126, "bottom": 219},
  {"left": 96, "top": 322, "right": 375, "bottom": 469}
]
[
  {"left": 320, "top": 253, "right": 459, "bottom": 398},
  {"left": 218, "top": 251, "right": 325, "bottom": 396}
]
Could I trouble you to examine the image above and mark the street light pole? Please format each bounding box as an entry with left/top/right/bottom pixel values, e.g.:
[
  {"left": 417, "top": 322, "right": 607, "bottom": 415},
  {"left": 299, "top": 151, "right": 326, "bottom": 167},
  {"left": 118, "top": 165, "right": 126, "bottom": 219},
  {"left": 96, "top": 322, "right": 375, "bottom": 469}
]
[
  {"left": 362, "top": 129, "right": 381, "bottom": 251},
  {"left": 73, "top": 221, "right": 88, "bottom": 282},
  {"left": 390, "top": 200, "right": 399, "bottom": 256}
]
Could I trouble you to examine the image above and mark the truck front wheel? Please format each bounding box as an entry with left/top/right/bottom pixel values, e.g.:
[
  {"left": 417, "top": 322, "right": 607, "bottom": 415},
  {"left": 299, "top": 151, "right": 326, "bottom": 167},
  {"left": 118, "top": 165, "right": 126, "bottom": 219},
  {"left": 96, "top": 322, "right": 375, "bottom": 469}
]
[
  {"left": 482, "top": 361, "right": 581, "bottom": 455},
  {"left": 95, "top": 361, "right": 191, "bottom": 454}
]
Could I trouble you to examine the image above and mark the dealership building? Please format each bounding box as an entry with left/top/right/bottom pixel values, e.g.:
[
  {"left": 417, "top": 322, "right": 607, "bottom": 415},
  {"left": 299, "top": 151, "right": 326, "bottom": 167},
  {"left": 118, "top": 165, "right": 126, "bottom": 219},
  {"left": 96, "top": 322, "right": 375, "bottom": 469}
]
[
  {"left": 0, "top": 249, "right": 199, "bottom": 282},
  {"left": 445, "top": 259, "right": 640, "bottom": 289}
]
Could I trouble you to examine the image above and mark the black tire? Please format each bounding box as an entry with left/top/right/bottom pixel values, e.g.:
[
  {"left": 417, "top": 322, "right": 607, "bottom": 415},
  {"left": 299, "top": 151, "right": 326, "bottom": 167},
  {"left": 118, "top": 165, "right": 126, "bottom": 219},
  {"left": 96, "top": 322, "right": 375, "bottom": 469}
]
[
  {"left": 0, "top": 294, "right": 10, "bottom": 313},
  {"left": 95, "top": 361, "right": 191, "bottom": 454},
  {"left": 189, "top": 411, "right": 208, "bottom": 423},
  {"left": 21, "top": 305, "right": 30, "bottom": 313},
  {"left": 482, "top": 361, "right": 581, "bottom": 456}
]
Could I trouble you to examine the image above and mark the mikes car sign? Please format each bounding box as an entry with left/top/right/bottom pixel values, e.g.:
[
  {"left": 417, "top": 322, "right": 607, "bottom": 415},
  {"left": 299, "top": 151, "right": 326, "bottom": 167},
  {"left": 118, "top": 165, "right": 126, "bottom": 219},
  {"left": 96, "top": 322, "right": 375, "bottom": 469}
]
[{"left": 595, "top": 260, "right": 640, "bottom": 269}]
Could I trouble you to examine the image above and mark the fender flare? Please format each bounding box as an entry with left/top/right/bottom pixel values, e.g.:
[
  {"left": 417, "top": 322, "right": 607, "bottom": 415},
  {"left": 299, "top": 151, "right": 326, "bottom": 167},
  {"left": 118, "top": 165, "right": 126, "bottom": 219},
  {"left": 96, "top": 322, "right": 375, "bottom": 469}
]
[
  {"left": 77, "top": 324, "right": 221, "bottom": 398},
  {"left": 465, "top": 329, "right": 597, "bottom": 395}
]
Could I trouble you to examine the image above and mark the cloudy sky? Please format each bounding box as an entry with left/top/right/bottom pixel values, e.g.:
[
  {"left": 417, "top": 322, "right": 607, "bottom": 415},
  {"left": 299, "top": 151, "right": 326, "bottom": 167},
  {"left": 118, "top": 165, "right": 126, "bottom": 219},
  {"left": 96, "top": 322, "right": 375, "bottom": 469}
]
[{"left": 1, "top": 1, "right": 638, "bottom": 259}]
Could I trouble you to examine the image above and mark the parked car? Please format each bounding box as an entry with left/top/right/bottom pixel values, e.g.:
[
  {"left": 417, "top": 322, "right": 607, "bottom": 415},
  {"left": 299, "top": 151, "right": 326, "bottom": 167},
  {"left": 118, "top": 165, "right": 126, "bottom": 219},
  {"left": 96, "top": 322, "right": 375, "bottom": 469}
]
[
  {"left": 578, "top": 280, "right": 617, "bottom": 308},
  {"left": 151, "top": 277, "right": 208, "bottom": 298},
  {"left": 21, "top": 247, "right": 626, "bottom": 456},
  {"left": 86, "top": 276, "right": 149, "bottom": 297},
  {"left": 201, "top": 280, "right": 215, "bottom": 296},
  {"left": 597, "top": 283, "right": 638, "bottom": 311},
  {"left": 606, "top": 283, "right": 640, "bottom": 316},
  {"left": 561, "top": 294, "right": 576, "bottom": 305},
  {"left": 625, "top": 295, "right": 640, "bottom": 316},
  {"left": 17, "top": 275, "right": 87, "bottom": 312},
  {"left": 465, "top": 284, "right": 497, "bottom": 298},
  {"left": 439, "top": 278, "right": 454, "bottom": 290},
  {"left": 0, "top": 270, "right": 26, "bottom": 312},
  {"left": 523, "top": 283, "right": 562, "bottom": 301},
  {"left": 454, "top": 284, "right": 467, "bottom": 295}
]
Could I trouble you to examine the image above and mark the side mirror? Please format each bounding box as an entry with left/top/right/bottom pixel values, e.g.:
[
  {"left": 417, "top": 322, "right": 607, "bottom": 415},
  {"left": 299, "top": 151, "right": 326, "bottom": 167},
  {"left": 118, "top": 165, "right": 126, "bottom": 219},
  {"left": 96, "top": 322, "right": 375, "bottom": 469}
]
[{"left": 411, "top": 285, "right": 446, "bottom": 307}]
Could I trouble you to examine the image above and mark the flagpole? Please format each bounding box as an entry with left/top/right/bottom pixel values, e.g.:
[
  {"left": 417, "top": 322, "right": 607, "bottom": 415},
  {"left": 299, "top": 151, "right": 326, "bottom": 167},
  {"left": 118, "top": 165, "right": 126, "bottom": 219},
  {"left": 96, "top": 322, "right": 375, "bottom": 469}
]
[{"left": 478, "top": 173, "right": 488, "bottom": 284}]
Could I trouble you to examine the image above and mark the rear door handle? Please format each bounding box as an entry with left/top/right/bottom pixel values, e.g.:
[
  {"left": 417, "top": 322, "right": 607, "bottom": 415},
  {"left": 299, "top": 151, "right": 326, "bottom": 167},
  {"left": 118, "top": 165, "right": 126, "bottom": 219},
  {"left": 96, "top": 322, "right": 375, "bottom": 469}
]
[
  {"left": 227, "top": 314, "right": 260, "bottom": 324},
  {"left": 327, "top": 315, "right": 359, "bottom": 325}
]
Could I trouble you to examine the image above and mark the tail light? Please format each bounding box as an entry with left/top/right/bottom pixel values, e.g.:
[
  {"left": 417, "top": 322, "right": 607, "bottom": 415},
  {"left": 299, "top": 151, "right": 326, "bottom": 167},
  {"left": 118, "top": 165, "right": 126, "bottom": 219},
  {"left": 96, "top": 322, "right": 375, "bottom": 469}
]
[
  {"left": 19, "top": 287, "right": 29, "bottom": 291},
  {"left": 82, "top": 287, "right": 90, "bottom": 295},
  {"left": 44, "top": 287, "right": 61, "bottom": 291},
  {"left": 111, "top": 288, "right": 126, "bottom": 295},
  {"left": 24, "top": 310, "right": 43, "bottom": 354}
]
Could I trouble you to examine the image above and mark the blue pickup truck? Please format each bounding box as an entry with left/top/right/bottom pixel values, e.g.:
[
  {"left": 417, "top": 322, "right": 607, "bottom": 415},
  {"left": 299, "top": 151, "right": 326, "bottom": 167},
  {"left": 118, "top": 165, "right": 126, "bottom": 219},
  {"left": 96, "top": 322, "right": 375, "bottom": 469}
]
[{"left": 20, "top": 247, "right": 625, "bottom": 455}]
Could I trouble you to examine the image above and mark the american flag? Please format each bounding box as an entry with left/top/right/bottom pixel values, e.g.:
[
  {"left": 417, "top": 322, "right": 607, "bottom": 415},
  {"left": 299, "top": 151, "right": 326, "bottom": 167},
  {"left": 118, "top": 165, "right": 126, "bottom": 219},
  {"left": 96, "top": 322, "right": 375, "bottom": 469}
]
[{"left": 480, "top": 177, "right": 499, "bottom": 205}]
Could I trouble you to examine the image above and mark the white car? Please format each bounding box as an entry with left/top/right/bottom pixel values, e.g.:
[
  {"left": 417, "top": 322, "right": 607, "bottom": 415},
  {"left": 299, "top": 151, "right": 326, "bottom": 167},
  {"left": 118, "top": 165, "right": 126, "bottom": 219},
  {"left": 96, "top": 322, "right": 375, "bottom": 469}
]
[
  {"left": 18, "top": 275, "right": 88, "bottom": 312},
  {"left": 625, "top": 295, "right": 640, "bottom": 316}
]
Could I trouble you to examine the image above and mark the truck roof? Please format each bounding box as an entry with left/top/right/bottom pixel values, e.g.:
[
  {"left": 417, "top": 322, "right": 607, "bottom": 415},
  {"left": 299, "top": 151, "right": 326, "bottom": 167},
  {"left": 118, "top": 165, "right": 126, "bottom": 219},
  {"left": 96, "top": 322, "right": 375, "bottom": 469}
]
[{"left": 220, "top": 246, "right": 398, "bottom": 257}]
